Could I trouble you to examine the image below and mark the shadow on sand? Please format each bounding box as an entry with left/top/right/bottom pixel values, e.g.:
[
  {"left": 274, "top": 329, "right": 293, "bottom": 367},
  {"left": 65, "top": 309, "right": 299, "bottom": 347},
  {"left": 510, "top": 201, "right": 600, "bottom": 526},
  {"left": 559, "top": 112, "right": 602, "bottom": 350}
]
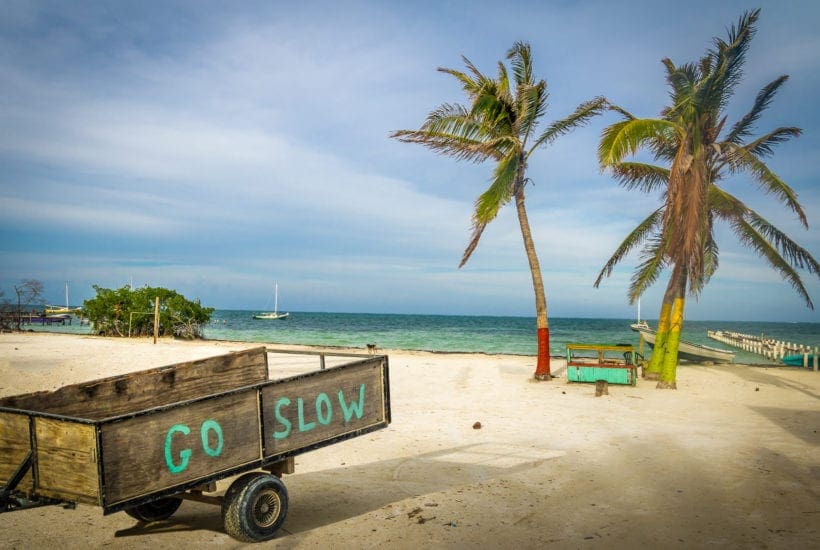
[{"left": 113, "top": 442, "right": 563, "bottom": 540}]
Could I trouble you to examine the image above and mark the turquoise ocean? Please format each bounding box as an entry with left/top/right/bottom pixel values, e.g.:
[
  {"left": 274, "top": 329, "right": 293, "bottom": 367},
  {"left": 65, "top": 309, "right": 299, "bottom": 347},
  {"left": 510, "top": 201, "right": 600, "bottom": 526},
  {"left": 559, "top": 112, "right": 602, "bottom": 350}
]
[{"left": 35, "top": 310, "right": 820, "bottom": 365}]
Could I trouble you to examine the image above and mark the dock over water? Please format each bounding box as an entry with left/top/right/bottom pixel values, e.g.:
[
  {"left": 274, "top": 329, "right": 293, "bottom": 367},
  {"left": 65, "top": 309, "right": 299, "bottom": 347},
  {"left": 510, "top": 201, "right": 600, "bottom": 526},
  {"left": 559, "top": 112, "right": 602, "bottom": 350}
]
[{"left": 707, "top": 329, "right": 818, "bottom": 368}]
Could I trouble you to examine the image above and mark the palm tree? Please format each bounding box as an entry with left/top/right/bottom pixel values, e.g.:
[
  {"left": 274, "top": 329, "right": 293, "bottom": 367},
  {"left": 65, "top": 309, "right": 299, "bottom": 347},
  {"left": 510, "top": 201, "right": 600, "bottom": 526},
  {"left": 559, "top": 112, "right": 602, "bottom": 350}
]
[
  {"left": 392, "top": 42, "right": 606, "bottom": 380},
  {"left": 596, "top": 9, "right": 819, "bottom": 387}
]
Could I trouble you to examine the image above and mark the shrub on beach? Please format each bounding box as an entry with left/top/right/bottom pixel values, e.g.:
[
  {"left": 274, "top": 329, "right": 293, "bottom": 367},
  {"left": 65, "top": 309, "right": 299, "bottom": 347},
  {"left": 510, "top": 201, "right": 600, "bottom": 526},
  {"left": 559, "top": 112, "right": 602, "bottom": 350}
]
[{"left": 83, "top": 285, "right": 214, "bottom": 339}]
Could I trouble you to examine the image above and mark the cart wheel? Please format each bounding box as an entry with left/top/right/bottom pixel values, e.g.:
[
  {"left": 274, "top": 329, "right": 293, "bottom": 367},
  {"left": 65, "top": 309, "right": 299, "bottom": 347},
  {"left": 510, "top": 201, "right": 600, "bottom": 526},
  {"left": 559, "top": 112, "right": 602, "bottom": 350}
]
[
  {"left": 124, "top": 497, "right": 182, "bottom": 522},
  {"left": 222, "top": 472, "right": 288, "bottom": 542}
]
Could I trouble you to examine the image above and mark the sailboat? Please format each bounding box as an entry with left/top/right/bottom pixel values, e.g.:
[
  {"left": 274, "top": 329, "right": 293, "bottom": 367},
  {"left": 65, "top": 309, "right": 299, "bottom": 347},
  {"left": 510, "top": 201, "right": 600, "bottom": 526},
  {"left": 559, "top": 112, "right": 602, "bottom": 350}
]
[
  {"left": 45, "top": 282, "right": 82, "bottom": 316},
  {"left": 629, "top": 298, "right": 649, "bottom": 331},
  {"left": 253, "top": 284, "right": 289, "bottom": 320}
]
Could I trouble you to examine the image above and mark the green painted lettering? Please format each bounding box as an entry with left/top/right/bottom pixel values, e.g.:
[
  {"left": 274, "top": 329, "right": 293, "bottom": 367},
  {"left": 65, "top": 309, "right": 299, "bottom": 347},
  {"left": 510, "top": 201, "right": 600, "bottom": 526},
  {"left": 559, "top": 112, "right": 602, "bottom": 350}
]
[
  {"left": 273, "top": 397, "right": 292, "bottom": 440},
  {"left": 315, "top": 392, "right": 332, "bottom": 425},
  {"left": 297, "top": 397, "right": 316, "bottom": 432},
  {"left": 164, "top": 424, "right": 192, "bottom": 474},
  {"left": 200, "top": 419, "right": 224, "bottom": 457},
  {"left": 338, "top": 384, "right": 366, "bottom": 423}
]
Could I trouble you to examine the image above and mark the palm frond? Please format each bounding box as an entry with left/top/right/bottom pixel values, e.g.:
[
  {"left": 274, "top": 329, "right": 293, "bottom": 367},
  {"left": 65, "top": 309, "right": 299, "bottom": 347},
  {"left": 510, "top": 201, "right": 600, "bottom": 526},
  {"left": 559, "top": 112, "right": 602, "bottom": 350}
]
[
  {"left": 663, "top": 60, "right": 698, "bottom": 119},
  {"left": 516, "top": 81, "right": 547, "bottom": 145},
  {"left": 437, "top": 67, "right": 482, "bottom": 98},
  {"left": 729, "top": 216, "right": 815, "bottom": 309},
  {"left": 708, "top": 184, "right": 747, "bottom": 220},
  {"left": 726, "top": 75, "right": 790, "bottom": 143},
  {"left": 722, "top": 142, "right": 808, "bottom": 227},
  {"left": 506, "top": 41, "right": 533, "bottom": 87},
  {"left": 594, "top": 208, "right": 664, "bottom": 287},
  {"left": 459, "top": 221, "right": 487, "bottom": 268},
  {"left": 701, "top": 229, "right": 720, "bottom": 285},
  {"left": 598, "top": 118, "right": 677, "bottom": 167},
  {"left": 704, "top": 9, "right": 759, "bottom": 113},
  {"left": 740, "top": 126, "right": 802, "bottom": 158},
  {"left": 527, "top": 96, "right": 607, "bottom": 156},
  {"left": 472, "top": 92, "right": 514, "bottom": 134},
  {"left": 604, "top": 100, "right": 635, "bottom": 120},
  {"left": 629, "top": 235, "right": 669, "bottom": 302},
  {"left": 461, "top": 55, "right": 491, "bottom": 87},
  {"left": 496, "top": 61, "right": 512, "bottom": 103},
  {"left": 745, "top": 210, "right": 820, "bottom": 275},
  {"left": 610, "top": 162, "right": 670, "bottom": 193},
  {"left": 474, "top": 153, "right": 519, "bottom": 224}
]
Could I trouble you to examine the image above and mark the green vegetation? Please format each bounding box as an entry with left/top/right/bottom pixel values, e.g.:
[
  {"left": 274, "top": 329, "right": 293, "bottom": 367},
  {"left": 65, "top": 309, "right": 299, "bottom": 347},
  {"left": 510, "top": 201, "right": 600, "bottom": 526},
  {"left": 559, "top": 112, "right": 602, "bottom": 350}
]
[
  {"left": 392, "top": 42, "right": 606, "bottom": 380},
  {"left": 84, "top": 285, "right": 214, "bottom": 339},
  {"left": 595, "top": 9, "right": 819, "bottom": 387}
]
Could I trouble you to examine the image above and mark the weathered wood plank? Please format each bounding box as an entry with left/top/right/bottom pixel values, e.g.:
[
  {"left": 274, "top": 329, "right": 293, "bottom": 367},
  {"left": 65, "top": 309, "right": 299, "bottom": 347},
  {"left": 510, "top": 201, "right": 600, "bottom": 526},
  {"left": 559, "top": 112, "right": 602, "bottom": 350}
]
[
  {"left": 260, "top": 358, "right": 387, "bottom": 457},
  {"left": 100, "top": 389, "right": 261, "bottom": 505},
  {"left": 0, "top": 412, "right": 33, "bottom": 492},
  {"left": 34, "top": 418, "right": 100, "bottom": 504},
  {"left": 0, "top": 347, "right": 268, "bottom": 420}
]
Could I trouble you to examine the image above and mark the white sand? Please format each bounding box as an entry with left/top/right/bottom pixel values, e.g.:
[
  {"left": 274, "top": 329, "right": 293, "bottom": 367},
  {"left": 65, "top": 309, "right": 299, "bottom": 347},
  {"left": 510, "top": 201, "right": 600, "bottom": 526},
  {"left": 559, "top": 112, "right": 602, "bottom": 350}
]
[{"left": 1, "top": 332, "right": 818, "bottom": 548}]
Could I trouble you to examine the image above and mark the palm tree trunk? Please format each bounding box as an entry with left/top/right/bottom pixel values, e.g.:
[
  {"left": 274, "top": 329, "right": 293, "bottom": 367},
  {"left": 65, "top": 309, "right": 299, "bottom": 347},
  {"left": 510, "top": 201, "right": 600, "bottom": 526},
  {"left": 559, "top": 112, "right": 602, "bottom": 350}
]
[
  {"left": 658, "top": 271, "right": 687, "bottom": 389},
  {"left": 646, "top": 264, "right": 683, "bottom": 380},
  {"left": 514, "top": 187, "right": 551, "bottom": 380},
  {"left": 644, "top": 298, "right": 670, "bottom": 380}
]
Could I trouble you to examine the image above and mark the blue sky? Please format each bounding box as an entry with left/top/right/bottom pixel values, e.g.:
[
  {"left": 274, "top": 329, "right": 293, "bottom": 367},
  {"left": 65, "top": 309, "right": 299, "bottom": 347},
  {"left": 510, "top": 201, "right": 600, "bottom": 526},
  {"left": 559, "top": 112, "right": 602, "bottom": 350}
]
[{"left": 1, "top": 0, "right": 818, "bottom": 322}]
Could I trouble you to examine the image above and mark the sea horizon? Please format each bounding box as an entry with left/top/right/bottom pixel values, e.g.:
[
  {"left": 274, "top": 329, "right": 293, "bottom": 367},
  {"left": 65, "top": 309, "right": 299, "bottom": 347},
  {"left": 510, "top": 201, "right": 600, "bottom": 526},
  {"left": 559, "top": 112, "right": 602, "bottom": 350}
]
[{"left": 28, "top": 310, "right": 820, "bottom": 365}]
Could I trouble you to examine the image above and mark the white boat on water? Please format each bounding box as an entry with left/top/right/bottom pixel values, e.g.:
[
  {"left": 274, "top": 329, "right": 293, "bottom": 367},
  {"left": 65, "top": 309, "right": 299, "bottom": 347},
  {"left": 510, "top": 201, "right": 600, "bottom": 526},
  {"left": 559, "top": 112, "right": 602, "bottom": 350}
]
[
  {"left": 45, "top": 282, "right": 82, "bottom": 316},
  {"left": 629, "top": 298, "right": 650, "bottom": 331},
  {"left": 634, "top": 326, "right": 735, "bottom": 363},
  {"left": 253, "top": 284, "right": 289, "bottom": 320}
]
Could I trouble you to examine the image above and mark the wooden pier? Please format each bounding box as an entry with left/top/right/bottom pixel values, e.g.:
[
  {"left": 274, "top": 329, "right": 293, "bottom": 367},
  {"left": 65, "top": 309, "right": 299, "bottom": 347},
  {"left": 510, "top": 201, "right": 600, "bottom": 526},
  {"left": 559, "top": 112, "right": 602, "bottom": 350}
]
[
  {"left": 0, "top": 312, "right": 78, "bottom": 327},
  {"left": 707, "top": 330, "right": 818, "bottom": 369}
]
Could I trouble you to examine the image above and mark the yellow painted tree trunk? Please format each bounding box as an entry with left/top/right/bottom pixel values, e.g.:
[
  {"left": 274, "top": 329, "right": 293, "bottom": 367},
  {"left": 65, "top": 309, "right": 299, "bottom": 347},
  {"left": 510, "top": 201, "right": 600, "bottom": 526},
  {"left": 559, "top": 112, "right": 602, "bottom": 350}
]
[
  {"left": 645, "top": 267, "right": 680, "bottom": 379},
  {"left": 658, "top": 295, "right": 685, "bottom": 388},
  {"left": 657, "top": 270, "right": 687, "bottom": 389},
  {"left": 645, "top": 299, "right": 670, "bottom": 380}
]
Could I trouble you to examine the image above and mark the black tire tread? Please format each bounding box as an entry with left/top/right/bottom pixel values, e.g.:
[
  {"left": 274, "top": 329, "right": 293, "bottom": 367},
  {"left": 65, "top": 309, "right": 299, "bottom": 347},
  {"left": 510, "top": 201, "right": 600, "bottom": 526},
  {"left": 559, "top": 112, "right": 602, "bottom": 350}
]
[
  {"left": 124, "top": 497, "right": 182, "bottom": 522},
  {"left": 222, "top": 472, "right": 288, "bottom": 542}
]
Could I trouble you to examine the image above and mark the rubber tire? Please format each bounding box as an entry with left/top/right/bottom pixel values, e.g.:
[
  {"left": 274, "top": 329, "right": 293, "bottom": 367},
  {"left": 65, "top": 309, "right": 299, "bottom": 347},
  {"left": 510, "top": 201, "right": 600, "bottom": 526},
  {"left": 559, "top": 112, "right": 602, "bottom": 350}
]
[
  {"left": 222, "top": 472, "right": 288, "bottom": 542},
  {"left": 124, "top": 497, "right": 182, "bottom": 522}
]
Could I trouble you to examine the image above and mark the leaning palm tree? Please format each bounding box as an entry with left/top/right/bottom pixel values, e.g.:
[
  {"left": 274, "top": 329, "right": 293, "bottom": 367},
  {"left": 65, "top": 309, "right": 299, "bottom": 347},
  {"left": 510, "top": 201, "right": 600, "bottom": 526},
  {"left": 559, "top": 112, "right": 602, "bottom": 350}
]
[
  {"left": 596, "top": 9, "right": 819, "bottom": 388},
  {"left": 392, "top": 42, "right": 606, "bottom": 380}
]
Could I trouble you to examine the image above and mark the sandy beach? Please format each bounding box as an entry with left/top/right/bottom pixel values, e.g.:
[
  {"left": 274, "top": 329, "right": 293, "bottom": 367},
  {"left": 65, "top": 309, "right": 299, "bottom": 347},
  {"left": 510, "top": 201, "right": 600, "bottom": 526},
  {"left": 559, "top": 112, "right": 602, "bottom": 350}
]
[{"left": 1, "top": 332, "right": 818, "bottom": 549}]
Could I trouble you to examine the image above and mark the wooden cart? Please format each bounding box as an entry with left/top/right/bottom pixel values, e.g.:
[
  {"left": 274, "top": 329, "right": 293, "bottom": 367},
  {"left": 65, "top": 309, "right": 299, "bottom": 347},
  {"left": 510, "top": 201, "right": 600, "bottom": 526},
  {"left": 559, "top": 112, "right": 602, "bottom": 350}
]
[
  {"left": 0, "top": 346, "right": 391, "bottom": 542},
  {"left": 565, "top": 343, "right": 638, "bottom": 385}
]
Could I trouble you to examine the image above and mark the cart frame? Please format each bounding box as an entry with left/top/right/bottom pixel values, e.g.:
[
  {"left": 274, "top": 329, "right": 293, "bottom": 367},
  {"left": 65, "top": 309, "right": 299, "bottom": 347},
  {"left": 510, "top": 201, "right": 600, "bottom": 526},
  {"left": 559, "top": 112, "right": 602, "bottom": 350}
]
[{"left": 0, "top": 346, "right": 391, "bottom": 541}]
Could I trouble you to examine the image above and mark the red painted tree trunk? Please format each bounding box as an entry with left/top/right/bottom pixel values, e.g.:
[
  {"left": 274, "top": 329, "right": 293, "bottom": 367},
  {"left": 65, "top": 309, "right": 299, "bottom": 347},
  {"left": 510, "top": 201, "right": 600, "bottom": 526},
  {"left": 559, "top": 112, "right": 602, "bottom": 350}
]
[{"left": 534, "top": 327, "right": 551, "bottom": 379}]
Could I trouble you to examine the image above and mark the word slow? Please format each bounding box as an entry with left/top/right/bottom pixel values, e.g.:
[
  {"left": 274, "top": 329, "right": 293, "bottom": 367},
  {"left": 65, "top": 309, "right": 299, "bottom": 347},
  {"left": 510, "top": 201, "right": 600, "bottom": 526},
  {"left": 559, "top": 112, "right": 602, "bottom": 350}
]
[{"left": 272, "top": 384, "right": 366, "bottom": 440}]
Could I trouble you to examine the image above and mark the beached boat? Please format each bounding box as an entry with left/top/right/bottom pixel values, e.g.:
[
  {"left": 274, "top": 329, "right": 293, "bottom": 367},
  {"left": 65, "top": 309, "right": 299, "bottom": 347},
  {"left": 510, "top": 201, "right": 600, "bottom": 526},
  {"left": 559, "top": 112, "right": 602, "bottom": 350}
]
[
  {"left": 635, "top": 326, "right": 735, "bottom": 363},
  {"left": 253, "top": 283, "right": 289, "bottom": 320}
]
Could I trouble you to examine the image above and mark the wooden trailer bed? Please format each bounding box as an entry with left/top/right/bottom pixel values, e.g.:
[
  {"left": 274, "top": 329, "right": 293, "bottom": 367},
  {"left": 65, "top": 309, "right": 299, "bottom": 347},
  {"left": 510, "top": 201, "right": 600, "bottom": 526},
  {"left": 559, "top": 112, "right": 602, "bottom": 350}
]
[{"left": 0, "top": 346, "right": 391, "bottom": 542}]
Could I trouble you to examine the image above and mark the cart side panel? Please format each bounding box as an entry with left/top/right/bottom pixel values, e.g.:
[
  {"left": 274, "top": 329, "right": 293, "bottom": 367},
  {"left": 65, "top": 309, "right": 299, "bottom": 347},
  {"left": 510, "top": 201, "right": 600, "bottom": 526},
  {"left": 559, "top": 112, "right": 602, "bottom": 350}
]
[
  {"left": 0, "top": 411, "right": 34, "bottom": 493},
  {"left": 100, "top": 388, "right": 261, "bottom": 506},
  {"left": 34, "top": 418, "right": 100, "bottom": 504},
  {"left": 261, "top": 358, "right": 388, "bottom": 457},
  {"left": 0, "top": 347, "right": 268, "bottom": 420}
]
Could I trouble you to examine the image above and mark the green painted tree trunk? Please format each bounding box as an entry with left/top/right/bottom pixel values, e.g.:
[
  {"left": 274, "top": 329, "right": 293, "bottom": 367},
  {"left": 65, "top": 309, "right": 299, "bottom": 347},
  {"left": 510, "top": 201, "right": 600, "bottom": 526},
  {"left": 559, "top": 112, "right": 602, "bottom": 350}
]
[
  {"left": 657, "top": 272, "right": 687, "bottom": 389},
  {"left": 645, "top": 267, "right": 681, "bottom": 379},
  {"left": 645, "top": 300, "right": 670, "bottom": 379}
]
